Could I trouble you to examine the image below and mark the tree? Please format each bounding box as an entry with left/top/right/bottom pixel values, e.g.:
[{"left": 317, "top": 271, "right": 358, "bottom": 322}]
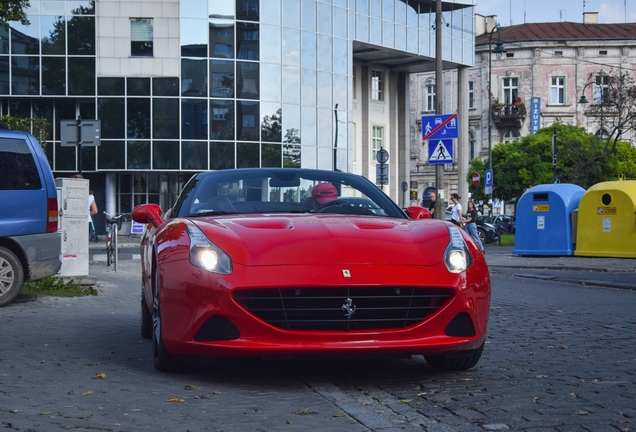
[
  {"left": 0, "top": 115, "right": 50, "bottom": 151},
  {"left": 0, "top": 0, "right": 30, "bottom": 26}
]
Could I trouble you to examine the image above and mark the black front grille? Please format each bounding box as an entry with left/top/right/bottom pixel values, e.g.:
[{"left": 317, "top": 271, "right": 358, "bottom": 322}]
[{"left": 233, "top": 287, "right": 454, "bottom": 331}]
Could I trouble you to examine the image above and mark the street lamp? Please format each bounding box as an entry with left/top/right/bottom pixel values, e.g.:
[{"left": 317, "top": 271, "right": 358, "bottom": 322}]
[{"left": 487, "top": 25, "right": 506, "bottom": 216}]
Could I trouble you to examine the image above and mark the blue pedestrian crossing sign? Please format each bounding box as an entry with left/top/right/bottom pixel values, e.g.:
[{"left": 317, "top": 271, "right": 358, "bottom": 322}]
[{"left": 428, "top": 139, "right": 454, "bottom": 164}]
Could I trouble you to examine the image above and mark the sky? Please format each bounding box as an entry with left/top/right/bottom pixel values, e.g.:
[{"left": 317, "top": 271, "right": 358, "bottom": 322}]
[{"left": 474, "top": 0, "right": 636, "bottom": 25}]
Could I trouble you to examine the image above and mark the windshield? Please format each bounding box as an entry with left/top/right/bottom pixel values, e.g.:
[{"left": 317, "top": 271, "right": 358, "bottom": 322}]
[{"left": 171, "top": 168, "right": 406, "bottom": 219}]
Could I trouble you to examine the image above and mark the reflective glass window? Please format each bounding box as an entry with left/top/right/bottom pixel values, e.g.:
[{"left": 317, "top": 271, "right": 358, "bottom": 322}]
[
  {"left": 130, "top": 18, "right": 153, "bottom": 57},
  {"left": 181, "top": 99, "right": 208, "bottom": 140},
  {"left": 260, "top": 63, "right": 280, "bottom": 102},
  {"left": 181, "top": 18, "right": 208, "bottom": 57},
  {"left": 10, "top": 18, "right": 39, "bottom": 54},
  {"left": 68, "top": 57, "right": 95, "bottom": 95},
  {"left": 383, "top": 21, "right": 394, "bottom": 47},
  {"left": 260, "top": 25, "right": 281, "bottom": 63},
  {"left": 407, "top": 0, "right": 418, "bottom": 27},
  {"left": 67, "top": 16, "right": 95, "bottom": 55},
  {"left": 283, "top": 143, "right": 300, "bottom": 168},
  {"left": 237, "top": 22, "right": 259, "bottom": 60},
  {"left": 356, "top": 15, "right": 368, "bottom": 42},
  {"left": 79, "top": 99, "right": 95, "bottom": 119},
  {"left": 395, "top": 0, "right": 406, "bottom": 25},
  {"left": 301, "top": 31, "right": 316, "bottom": 69},
  {"left": 98, "top": 77, "right": 124, "bottom": 95},
  {"left": 210, "top": 142, "right": 235, "bottom": 170},
  {"left": 237, "top": 101, "right": 259, "bottom": 141},
  {"left": 181, "top": 0, "right": 207, "bottom": 18},
  {"left": 301, "top": 0, "right": 316, "bottom": 32},
  {"left": 370, "top": 0, "right": 381, "bottom": 18},
  {"left": 68, "top": 1, "right": 95, "bottom": 15},
  {"left": 301, "top": 68, "right": 316, "bottom": 106},
  {"left": 334, "top": 110, "right": 347, "bottom": 151},
  {"left": 237, "top": 61, "right": 259, "bottom": 99},
  {"left": 98, "top": 98, "right": 125, "bottom": 138},
  {"left": 300, "top": 145, "right": 317, "bottom": 169},
  {"left": 209, "top": 21, "right": 234, "bottom": 59},
  {"left": 383, "top": 0, "right": 394, "bottom": 21},
  {"left": 317, "top": 107, "right": 332, "bottom": 147},
  {"left": 80, "top": 146, "right": 96, "bottom": 171},
  {"left": 395, "top": 24, "right": 406, "bottom": 50},
  {"left": 41, "top": 16, "right": 65, "bottom": 54},
  {"left": 282, "top": 0, "right": 300, "bottom": 27},
  {"left": 98, "top": 141, "right": 125, "bottom": 169},
  {"left": 210, "top": 60, "right": 234, "bottom": 98},
  {"left": 153, "top": 141, "right": 180, "bottom": 169},
  {"left": 317, "top": 2, "right": 331, "bottom": 35},
  {"left": 41, "top": 57, "right": 65, "bottom": 95},
  {"left": 0, "top": 26, "right": 8, "bottom": 54},
  {"left": 282, "top": 103, "right": 300, "bottom": 144},
  {"left": 333, "top": 73, "right": 347, "bottom": 110},
  {"left": 181, "top": 59, "right": 207, "bottom": 96},
  {"left": 236, "top": 0, "right": 259, "bottom": 22},
  {"left": 316, "top": 147, "right": 332, "bottom": 170},
  {"left": 237, "top": 142, "right": 259, "bottom": 167},
  {"left": 260, "top": 0, "right": 280, "bottom": 24},
  {"left": 127, "top": 98, "right": 151, "bottom": 139},
  {"left": 301, "top": 105, "right": 316, "bottom": 146},
  {"left": 127, "top": 141, "right": 151, "bottom": 169},
  {"left": 262, "top": 143, "right": 281, "bottom": 167},
  {"left": 33, "top": 101, "right": 54, "bottom": 138},
  {"left": 209, "top": 0, "right": 235, "bottom": 19},
  {"left": 317, "top": 72, "right": 332, "bottom": 108},
  {"left": 282, "top": 66, "right": 300, "bottom": 104},
  {"left": 407, "top": 27, "right": 418, "bottom": 52},
  {"left": 11, "top": 57, "right": 39, "bottom": 95},
  {"left": 153, "top": 78, "right": 179, "bottom": 96},
  {"left": 210, "top": 99, "right": 235, "bottom": 140},
  {"left": 333, "top": 7, "right": 346, "bottom": 39},
  {"left": 54, "top": 143, "right": 76, "bottom": 171},
  {"left": 357, "top": 0, "right": 368, "bottom": 14},
  {"left": 369, "top": 18, "right": 381, "bottom": 45},
  {"left": 282, "top": 28, "right": 300, "bottom": 66},
  {"left": 41, "top": 1, "right": 66, "bottom": 15},
  {"left": 261, "top": 102, "right": 282, "bottom": 142},
  {"left": 333, "top": 37, "right": 346, "bottom": 75},
  {"left": 153, "top": 99, "right": 180, "bottom": 139},
  {"left": 128, "top": 77, "right": 150, "bottom": 95},
  {"left": 182, "top": 141, "right": 208, "bottom": 170}
]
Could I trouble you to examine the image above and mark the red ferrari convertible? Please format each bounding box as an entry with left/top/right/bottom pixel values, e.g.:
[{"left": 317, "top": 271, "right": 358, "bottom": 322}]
[{"left": 131, "top": 168, "right": 490, "bottom": 372}]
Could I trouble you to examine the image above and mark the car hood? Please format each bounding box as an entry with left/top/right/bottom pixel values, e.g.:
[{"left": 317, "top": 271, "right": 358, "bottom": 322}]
[{"left": 191, "top": 214, "right": 451, "bottom": 267}]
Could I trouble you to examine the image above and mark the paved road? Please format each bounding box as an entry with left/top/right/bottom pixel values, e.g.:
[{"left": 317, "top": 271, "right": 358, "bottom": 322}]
[{"left": 1, "top": 246, "right": 635, "bottom": 431}]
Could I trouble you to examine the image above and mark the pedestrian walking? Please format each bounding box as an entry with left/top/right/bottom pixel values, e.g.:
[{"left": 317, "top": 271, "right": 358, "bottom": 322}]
[{"left": 464, "top": 201, "right": 485, "bottom": 254}]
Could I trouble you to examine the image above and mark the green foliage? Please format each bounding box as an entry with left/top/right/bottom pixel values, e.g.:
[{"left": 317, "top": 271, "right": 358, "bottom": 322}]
[
  {"left": 0, "top": 115, "right": 50, "bottom": 151},
  {"left": 20, "top": 277, "right": 98, "bottom": 298},
  {"left": 0, "top": 0, "right": 30, "bottom": 26}
]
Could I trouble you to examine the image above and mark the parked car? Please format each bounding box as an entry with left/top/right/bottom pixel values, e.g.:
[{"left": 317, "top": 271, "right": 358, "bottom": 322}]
[
  {"left": 0, "top": 129, "right": 62, "bottom": 306},
  {"left": 477, "top": 214, "right": 516, "bottom": 235},
  {"left": 132, "top": 168, "right": 491, "bottom": 372},
  {"left": 446, "top": 211, "right": 499, "bottom": 244}
]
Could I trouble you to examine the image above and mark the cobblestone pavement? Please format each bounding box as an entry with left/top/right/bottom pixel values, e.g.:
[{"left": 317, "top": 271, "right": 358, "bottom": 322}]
[{"left": 1, "top": 247, "right": 635, "bottom": 431}]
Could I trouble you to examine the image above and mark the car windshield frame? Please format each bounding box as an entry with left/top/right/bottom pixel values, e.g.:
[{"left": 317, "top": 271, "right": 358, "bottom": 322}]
[{"left": 170, "top": 168, "right": 408, "bottom": 219}]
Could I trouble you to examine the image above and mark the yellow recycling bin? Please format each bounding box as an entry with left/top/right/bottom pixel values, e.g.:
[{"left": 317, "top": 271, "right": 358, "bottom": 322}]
[{"left": 575, "top": 180, "right": 636, "bottom": 258}]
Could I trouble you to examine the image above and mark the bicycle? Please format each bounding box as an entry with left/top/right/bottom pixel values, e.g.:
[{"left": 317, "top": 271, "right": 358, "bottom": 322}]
[{"left": 104, "top": 212, "right": 124, "bottom": 272}]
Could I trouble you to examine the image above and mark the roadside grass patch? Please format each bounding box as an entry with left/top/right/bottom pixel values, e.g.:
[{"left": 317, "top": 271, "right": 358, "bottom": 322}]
[
  {"left": 499, "top": 234, "right": 515, "bottom": 246},
  {"left": 20, "top": 277, "right": 98, "bottom": 298}
]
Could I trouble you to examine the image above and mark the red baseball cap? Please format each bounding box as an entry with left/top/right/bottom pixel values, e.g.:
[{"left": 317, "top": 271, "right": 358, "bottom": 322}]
[{"left": 312, "top": 183, "right": 338, "bottom": 204}]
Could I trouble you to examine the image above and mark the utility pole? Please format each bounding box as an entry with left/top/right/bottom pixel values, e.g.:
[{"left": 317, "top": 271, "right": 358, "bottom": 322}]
[{"left": 434, "top": 0, "right": 444, "bottom": 219}]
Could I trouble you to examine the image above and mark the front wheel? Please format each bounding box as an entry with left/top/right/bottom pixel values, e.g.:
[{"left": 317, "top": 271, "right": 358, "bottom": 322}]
[
  {"left": 0, "top": 247, "right": 24, "bottom": 307},
  {"left": 424, "top": 341, "right": 485, "bottom": 371}
]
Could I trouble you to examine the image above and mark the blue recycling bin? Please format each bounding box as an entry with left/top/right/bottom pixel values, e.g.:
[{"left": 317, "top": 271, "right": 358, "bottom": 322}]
[{"left": 513, "top": 184, "right": 585, "bottom": 256}]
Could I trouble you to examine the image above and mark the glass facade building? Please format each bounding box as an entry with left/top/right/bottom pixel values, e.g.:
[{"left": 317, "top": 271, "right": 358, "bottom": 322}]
[{"left": 0, "top": 0, "right": 476, "bottom": 228}]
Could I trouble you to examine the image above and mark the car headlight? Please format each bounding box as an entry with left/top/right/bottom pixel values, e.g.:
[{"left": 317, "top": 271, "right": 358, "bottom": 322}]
[
  {"left": 187, "top": 225, "right": 232, "bottom": 274},
  {"left": 443, "top": 225, "right": 472, "bottom": 273}
]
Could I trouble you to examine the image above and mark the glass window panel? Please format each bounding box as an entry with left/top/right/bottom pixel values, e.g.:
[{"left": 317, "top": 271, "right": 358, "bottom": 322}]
[
  {"left": 67, "top": 16, "right": 95, "bottom": 55},
  {"left": 383, "top": 21, "right": 394, "bottom": 47},
  {"left": 260, "top": 63, "right": 280, "bottom": 102},
  {"left": 301, "top": 0, "right": 316, "bottom": 32},
  {"left": 395, "top": 0, "right": 406, "bottom": 25},
  {"left": 370, "top": 0, "right": 381, "bottom": 18},
  {"left": 301, "top": 105, "right": 316, "bottom": 147},
  {"left": 11, "top": 56, "right": 39, "bottom": 95},
  {"left": 209, "top": 21, "right": 234, "bottom": 59},
  {"left": 210, "top": 142, "right": 235, "bottom": 170},
  {"left": 282, "top": 66, "right": 300, "bottom": 104},
  {"left": 130, "top": 18, "right": 153, "bottom": 57},
  {"left": 317, "top": 107, "right": 332, "bottom": 147},
  {"left": 260, "top": 25, "right": 281, "bottom": 63},
  {"left": 0, "top": 26, "right": 9, "bottom": 54},
  {"left": 181, "top": 18, "right": 208, "bottom": 57},
  {"left": 236, "top": 0, "right": 259, "bottom": 22},
  {"left": 283, "top": 143, "right": 300, "bottom": 167},
  {"left": 282, "top": 0, "right": 300, "bottom": 28},
  {"left": 153, "top": 141, "right": 180, "bottom": 169},
  {"left": 300, "top": 145, "right": 317, "bottom": 168},
  {"left": 10, "top": 17, "right": 40, "bottom": 54},
  {"left": 127, "top": 98, "right": 150, "bottom": 139},
  {"left": 357, "top": 0, "right": 369, "bottom": 14},
  {"left": 407, "top": 26, "right": 418, "bottom": 52},
  {"left": 41, "top": 57, "right": 65, "bottom": 95},
  {"left": 301, "top": 68, "right": 316, "bottom": 106},
  {"left": 181, "top": 0, "right": 207, "bottom": 18},
  {"left": 282, "top": 103, "right": 300, "bottom": 144},
  {"left": 10, "top": 99, "right": 32, "bottom": 118},
  {"left": 261, "top": 0, "right": 280, "bottom": 24},
  {"left": 407, "top": 0, "right": 418, "bottom": 27},
  {"left": 209, "top": 0, "right": 235, "bottom": 18},
  {"left": 68, "top": 1, "right": 95, "bottom": 15},
  {"left": 54, "top": 142, "right": 76, "bottom": 171},
  {"left": 333, "top": 73, "right": 347, "bottom": 110},
  {"left": 333, "top": 37, "right": 346, "bottom": 75},
  {"left": 153, "top": 98, "right": 179, "bottom": 139},
  {"left": 317, "top": 147, "right": 333, "bottom": 170},
  {"left": 98, "top": 140, "right": 125, "bottom": 169},
  {"left": 236, "top": 22, "right": 259, "bottom": 60},
  {"left": 41, "top": 16, "right": 66, "bottom": 54},
  {"left": 181, "top": 99, "right": 208, "bottom": 140},
  {"left": 98, "top": 98, "right": 125, "bottom": 138},
  {"left": 98, "top": 77, "right": 124, "bottom": 95},
  {"left": 237, "top": 142, "right": 259, "bottom": 167},
  {"left": 153, "top": 77, "right": 179, "bottom": 96},
  {"left": 317, "top": 2, "right": 331, "bottom": 35},
  {"left": 383, "top": 0, "right": 394, "bottom": 21},
  {"left": 261, "top": 102, "right": 282, "bottom": 142},
  {"left": 181, "top": 141, "right": 208, "bottom": 170},
  {"left": 261, "top": 143, "right": 281, "bottom": 167},
  {"left": 333, "top": 7, "right": 346, "bottom": 39},
  {"left": 356, "top": 15, "right": 368, "bottom": 42},
  {"left": 237, "top": 61, "right": 259, "bottom": 99},
  {"left": 333, "top": 109, "right": 347, "bottom": 152},
  {"left": 181, "top": 58, "right": 207, "bottom": 96},
  {"left": 282, "top": 27, "right": 300, "bottom": 66},
  {"left": 79, "top": 99, "right": 95, "bottom": 119},
  {"left": 33, "top": 101, "right": 54, "bottom": 138},
  {"left": 237, "top": 101, "right": 259, "bottom": 141},
  {"left": 210, "top": 99, "right": 235, "bottom": 140},
  {"left": 80, "top": 145, "right": 96, "bottom": 171},
  {"left": 68, "top": 57, "right": 95, "bottom": 95},
  {"left": 41, "top": 1, "right": 65, "bottom": 15},
  {"left": 301, "top": 31, "right": 316, "bottom": 69},
  {"left": 127, "top": 141, "right": 151, "bottom": 169},
  {"left": 317, "top": 72, "right": 332, "bottom": 108},
  {"left": 210, "top": 60, "right": 234, "bottom": 97},
  {"left": 419, "top": 29, "right": 430, "bottom": 56},
  {"left": 369, "top": 18, "right": 381, "bottom": 45},
  {"left": 127, "top": 77, "right": 150, "bottom": 95}
]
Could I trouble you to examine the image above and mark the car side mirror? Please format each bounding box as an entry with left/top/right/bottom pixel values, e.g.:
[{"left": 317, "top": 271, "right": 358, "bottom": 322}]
[
  {"left": 405, "top": 206, "right": 432, "bottom": 220},
  {"left": 131, "top": 203, "right": 163, "bottom": 228}
]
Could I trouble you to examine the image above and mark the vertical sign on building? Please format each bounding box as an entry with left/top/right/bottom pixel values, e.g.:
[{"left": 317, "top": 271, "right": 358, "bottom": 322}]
[{"left": 530, "top": 97, "right": 541, "bottom": 134}]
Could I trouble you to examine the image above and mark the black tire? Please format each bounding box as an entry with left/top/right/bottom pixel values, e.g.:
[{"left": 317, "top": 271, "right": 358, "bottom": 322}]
[
  {"left": 424, "top": 341, "right": 485, "bottom": 371},
  {"left": 141, "top": 287, "right": 152, "bottom": 339},
  {"left": 152, "top": 264, "right": 179, "bottom": 372},
  {"left": 106, "top": 244, "right": 113, "bottom": 267},
  {"left": 477, "top": 228, "right": 487, "bottom": 244},
  {"left": 0, "top": 247, "right": 24, "bottom": 307}
]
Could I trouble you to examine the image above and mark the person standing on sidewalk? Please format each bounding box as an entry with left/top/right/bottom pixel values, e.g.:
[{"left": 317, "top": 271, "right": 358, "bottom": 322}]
[
  {"left": 464, "top": 201, "right": 485, "bottom": 254},
  {"left": 450, "top": 193, "right": 462, "bottom": 226}
]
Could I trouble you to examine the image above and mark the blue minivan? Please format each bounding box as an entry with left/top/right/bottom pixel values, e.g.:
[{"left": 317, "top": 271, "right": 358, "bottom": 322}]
[{"left": 0, "top": 129, "right": 61, "bottom": 306}]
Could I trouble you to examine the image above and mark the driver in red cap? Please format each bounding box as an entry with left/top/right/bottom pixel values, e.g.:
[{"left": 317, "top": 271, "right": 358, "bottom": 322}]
[{"left": 310, "top": 183, "right": 338, "bottom": 210}]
